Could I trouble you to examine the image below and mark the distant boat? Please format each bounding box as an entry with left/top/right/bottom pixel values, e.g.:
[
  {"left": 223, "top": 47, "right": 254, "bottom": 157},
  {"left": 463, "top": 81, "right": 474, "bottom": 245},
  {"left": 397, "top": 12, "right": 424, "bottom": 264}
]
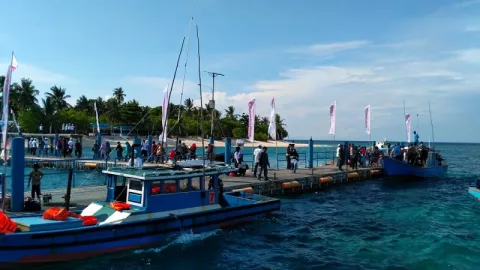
[
  {"left": 382, "top": 150, "right": 448, "bottom": 179},
  {"left": 468, "top": 187, "right": 480, "bottom": 200}
]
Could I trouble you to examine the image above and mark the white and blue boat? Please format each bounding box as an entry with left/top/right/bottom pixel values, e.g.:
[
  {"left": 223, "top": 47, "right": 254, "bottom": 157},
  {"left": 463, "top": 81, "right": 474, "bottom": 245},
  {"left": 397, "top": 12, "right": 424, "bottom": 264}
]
[
  {"left": 0, "top": 164, "right": 280, "bottom": 265},
  {"left": 468, "top": 181, "right": 480, "bottom": 200},
  {"left": 382, "top": 150, "right": 448, "bottom": 179}
]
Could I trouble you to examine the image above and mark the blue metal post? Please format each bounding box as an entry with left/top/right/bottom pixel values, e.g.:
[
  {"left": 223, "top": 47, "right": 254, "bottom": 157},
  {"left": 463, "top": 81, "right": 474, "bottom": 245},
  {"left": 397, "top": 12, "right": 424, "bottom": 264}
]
[
  {"left": 225, "top": 137, "right": 232, "bottom": 165},
  {"left": 209, "top": 136, "right": 214, "bottom": 145},
  {"left": 11, "top": 137, "right": 25, "bottom": 212},
  {"left": 308, "top": 137, "right": 314, "bottom": 168},
  {"left": 96, "top": 133, "right": 102, "bottom": 159},
  {"left": 147, "top": 135, "right": 152, "bottom": 162},
  {"left": 54, "top": 133, "right": 59, "bottom": 156}
]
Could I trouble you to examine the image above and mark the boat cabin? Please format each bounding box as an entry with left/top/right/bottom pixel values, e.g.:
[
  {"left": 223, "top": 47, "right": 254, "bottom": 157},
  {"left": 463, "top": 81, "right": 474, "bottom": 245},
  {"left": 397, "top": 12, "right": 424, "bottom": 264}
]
[
  {"left": 103, "top": 165, "right": 236, "bottom": 213},
  {"left": 426, "top": 150, "right": 445, "bottom": 167}
]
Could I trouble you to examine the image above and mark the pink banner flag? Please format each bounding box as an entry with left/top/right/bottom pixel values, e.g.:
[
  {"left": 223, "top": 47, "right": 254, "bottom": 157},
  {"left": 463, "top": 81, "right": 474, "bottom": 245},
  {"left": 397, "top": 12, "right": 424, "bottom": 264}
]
[
  {"left": 268, "top": 97, "right": 276, "bottom": 140},
  {"left": 329, "top": 101, "right": 336, "bottom": 135},
  {"left": 247, "top": 98, "right": 256, "bottom": 142},
  {"left": 405, "top": 113, "right": 411, "bottom": 143},
  {"left": 1, "top": 54, "right": 17, "bottom": 160},
  {"left": 365, "top": 105, "right": 371, "bottom": 135},
  {"left": 159, "top": 85, "right": 169, "bottom": 142}
]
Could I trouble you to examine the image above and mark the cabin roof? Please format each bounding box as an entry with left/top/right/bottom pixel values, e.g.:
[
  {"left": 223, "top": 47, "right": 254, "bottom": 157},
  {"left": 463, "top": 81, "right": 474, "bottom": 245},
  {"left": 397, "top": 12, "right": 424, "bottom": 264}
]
[{"left": 102, "top": 162, "right": 236, "bottom": 181}]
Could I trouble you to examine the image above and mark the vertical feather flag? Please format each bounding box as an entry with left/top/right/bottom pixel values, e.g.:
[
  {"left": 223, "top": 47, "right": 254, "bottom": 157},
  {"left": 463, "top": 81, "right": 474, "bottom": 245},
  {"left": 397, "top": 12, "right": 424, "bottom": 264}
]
[
  {"left": 405, "top": 114, "right": 411, "bottom": 143},
  {"left": 159, "top": 85, "right": 169, "bottom": 142},
  {"left": 247, "top": 98, "right": 256, "bottom": 142},
  {"left": 1, "top": 53, "right": 17, "bottom": 159},
  {"left": 329, "top": 101, "right": 336, "bottom": 135},
  {"left": 94, "top": 102, "right": 100, "bottom": 134},
  {"left": 268, "top": 97, "right": 276, "bottom": 140},
  {"left": 365, "top": 105, "right": 371, "bottom": 135}
]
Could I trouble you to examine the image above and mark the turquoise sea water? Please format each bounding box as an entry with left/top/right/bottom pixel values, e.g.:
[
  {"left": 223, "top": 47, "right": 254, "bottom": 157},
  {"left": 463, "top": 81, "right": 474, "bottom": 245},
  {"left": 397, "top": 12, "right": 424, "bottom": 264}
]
[{"left": 24, "top": 141, "right": 480, "bottom": 269}]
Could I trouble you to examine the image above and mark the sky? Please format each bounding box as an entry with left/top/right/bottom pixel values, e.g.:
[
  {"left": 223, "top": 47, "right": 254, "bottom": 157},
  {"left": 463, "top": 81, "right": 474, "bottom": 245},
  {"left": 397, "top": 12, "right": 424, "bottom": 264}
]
[{"left": 1, "top": 0, "right": 480, "bottom": 142}]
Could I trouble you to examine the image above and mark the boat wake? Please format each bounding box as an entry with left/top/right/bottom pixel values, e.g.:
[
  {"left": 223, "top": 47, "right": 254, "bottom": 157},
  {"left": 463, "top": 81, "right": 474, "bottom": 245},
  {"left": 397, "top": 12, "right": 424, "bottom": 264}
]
[{"left": 133, "top": 229, "right": 222, "bottom": 254}]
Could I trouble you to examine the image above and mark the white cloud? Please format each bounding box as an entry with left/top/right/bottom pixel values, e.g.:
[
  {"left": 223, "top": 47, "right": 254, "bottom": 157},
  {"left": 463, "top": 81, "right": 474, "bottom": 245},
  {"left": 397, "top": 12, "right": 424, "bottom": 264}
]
[
  {"left": 454, "top": 48, "right": 480, "bottom": 64},
  {"left": 287, "top": 40, "right": 370, "bottom": 55}
]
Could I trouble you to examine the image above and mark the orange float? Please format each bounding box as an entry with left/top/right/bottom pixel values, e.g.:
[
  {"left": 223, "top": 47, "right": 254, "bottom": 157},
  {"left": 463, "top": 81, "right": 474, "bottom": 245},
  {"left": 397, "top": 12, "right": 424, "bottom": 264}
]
[
  {"left": 110, "top": 201, "right": 131, "bottom": 211},
  {"left": 43, "top": 207, "right": 69, "bottom": 221},
  {"left": 0, "top": 211, "right": 16, "bottom": 234}
]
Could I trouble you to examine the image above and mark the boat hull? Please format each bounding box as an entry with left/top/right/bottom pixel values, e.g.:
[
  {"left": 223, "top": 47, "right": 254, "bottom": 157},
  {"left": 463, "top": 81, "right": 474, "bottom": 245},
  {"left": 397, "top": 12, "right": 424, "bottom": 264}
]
[
  {"left": 0, "top": 200, "right": 280, "bottom": 264},
  {"left": 382, "top": 157, "right": 448, "bottom": 179},
  {"left": 468, "top": 187, "right": 480, "bottom": 200}
]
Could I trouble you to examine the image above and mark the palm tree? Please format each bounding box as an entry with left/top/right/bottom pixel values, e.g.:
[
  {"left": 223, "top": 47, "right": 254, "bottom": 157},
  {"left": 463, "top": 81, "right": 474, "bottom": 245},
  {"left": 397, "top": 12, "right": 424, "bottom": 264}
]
[
  {"left": 275, "top": 113, "right": 288, "bottom": 139},
  {"left": 184, "top": 98, "right": 194, "bottom": 116},
  {"left": 224, "top": 106, "right": 236, "bottom": 120},
  {"left": 260, "top": 116, "right": 269, "bottom": 125},
  {"left": 113, "top": 87, "right": 126, "bottom": 104},
  {"left": 11, "top": 78, "right": 39, "bottom": 111},
  {"left": 46, "top": 85, "right": 71, "bottom": 111},
  {"left": 75, "top": 95, "right": 90, "bottom": 112}
]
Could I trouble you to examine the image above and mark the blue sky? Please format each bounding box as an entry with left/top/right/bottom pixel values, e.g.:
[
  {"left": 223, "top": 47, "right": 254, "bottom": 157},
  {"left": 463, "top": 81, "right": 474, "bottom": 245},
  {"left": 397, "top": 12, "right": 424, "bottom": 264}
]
[{"left": 1, "top": 0, "right": 480, "bottom": 142}]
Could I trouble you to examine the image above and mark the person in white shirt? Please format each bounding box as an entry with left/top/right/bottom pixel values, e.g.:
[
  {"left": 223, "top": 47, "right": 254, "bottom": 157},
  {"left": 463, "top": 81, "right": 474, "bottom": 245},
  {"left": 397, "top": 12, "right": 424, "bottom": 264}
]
[{"left": 253, "top": 144, "right": 262, "bottom": 177}]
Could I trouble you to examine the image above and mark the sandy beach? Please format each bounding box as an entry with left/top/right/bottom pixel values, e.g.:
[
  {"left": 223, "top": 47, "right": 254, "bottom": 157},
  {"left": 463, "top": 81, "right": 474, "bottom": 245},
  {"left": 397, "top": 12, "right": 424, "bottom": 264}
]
[{"left": 81, "top": 135, "right": 309, "bottom": 149}]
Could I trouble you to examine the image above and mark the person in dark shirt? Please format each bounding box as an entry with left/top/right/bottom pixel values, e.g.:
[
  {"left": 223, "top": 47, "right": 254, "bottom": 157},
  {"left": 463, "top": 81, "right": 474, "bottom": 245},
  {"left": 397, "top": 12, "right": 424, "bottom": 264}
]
[
  {"left": 338, "top": 144, "right": 344, "bottom": 171},
  {"left": 74, "top": 140, "right": 82, "bottom": 158},
  {"left": 257, "top": 147, "right": 270, "bottom": 181}
]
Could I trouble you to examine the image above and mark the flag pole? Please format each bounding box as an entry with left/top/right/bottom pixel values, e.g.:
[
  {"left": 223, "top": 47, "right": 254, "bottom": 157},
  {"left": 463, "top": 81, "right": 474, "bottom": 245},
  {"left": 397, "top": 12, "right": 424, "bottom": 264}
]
[{"left": 403, "top": 101, "right": 407, "bottom": 143}]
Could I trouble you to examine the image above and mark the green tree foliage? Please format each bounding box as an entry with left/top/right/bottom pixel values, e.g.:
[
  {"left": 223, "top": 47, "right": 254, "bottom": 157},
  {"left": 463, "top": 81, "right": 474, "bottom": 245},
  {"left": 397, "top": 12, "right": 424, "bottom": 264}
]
[{"left": 9, "top": 78, "right": 289, "bottom": 140}]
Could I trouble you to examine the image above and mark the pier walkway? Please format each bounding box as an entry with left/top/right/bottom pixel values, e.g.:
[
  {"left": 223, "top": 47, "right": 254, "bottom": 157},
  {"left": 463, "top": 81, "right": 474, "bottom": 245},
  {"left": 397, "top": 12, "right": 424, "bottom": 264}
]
[{"left": 22, "top": 165, "right": 384, "bottom": 211}]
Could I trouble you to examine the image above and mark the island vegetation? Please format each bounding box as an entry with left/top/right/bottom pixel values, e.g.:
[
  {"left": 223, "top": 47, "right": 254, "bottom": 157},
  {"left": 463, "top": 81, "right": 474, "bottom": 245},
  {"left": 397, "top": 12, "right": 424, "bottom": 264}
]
[{"left": 0, "top": 77, "right": 289, "bottom": 141}]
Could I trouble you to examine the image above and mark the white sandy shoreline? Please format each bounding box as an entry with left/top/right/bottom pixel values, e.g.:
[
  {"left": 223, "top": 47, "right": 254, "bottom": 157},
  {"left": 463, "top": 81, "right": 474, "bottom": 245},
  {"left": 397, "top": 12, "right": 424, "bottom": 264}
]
[{"left": 81, "top": 136, "right": 309, "bottom": 148}]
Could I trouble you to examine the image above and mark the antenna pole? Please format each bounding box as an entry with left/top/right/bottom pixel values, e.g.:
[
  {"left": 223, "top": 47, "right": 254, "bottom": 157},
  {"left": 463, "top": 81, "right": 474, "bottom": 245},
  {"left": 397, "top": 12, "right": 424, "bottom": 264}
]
[
  {"left": 204, "top": 71, "right": 224, "bottom": 144},
  {"left": 428, "top": 101, "right": 435, "bottom": 149}
]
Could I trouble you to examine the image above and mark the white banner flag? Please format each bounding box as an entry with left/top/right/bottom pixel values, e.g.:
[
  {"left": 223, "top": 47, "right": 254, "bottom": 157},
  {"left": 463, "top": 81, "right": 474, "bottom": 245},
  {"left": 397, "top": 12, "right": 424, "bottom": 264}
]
[
  {"left": 159, "top": 85, "right": 169, "bottom": 142},
  {"left": 365, "top": 105, "right": 371, "bottom": 135},
  {"left": 268, "top": 97, "right": 276, "bottom": 140},
  {"left": 94, "top": 102, "right": 100, "bottom": 134},
  {"left": 247, "top": 98, "right": 256, "bottom": 142},
  {"left": 405, "top": 113, "right": 411, "bottom": 143},
  {"left": 329, "top": 101, "right": 336, "bottom": 135}
]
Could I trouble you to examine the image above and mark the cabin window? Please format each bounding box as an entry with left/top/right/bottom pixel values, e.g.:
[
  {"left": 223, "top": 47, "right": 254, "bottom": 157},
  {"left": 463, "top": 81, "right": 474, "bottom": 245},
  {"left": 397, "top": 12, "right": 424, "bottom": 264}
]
[
  {"left": 191, "top": 177, "right": 200, "bottom": 191},
  {"left": 151, "top": 181, "right": 161, "bottom": 195},
  {"left": 129, "top": 179, "right": 143, "bottom": 191},
  {"left": 164, "top": 180, "right": 177, "bottom": 193},
  {"left": 180, "top": 179, "right": 189, "bottom": 192}
]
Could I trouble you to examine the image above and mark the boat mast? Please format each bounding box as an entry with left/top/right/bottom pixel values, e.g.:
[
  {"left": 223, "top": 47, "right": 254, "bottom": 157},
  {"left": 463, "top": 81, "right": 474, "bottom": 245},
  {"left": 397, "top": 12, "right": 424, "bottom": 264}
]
[
  {"left": 160, "top": 37, "right": 185, "bottom": 153},
  {"left": 403, "top": 101, "right": 408, "bottom": 143},
  {"left": 428, "top": 101, "right": 435, "bottom": 150},
  {"left": 196, "top": 25, "right": 206, "bottom": 179}
]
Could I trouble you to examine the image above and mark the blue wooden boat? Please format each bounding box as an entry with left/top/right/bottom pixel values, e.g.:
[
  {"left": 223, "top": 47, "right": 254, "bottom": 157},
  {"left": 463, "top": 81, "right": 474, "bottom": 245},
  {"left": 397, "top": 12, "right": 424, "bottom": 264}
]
[
  {"left": 382, "top": 151, "right": 448, "bottom": 179},
  {"left": 0, "top": 165, "right": 280, "bottom": 265},
  {"left": 468, "top": 187, "right": 480, "bottom": 200}
]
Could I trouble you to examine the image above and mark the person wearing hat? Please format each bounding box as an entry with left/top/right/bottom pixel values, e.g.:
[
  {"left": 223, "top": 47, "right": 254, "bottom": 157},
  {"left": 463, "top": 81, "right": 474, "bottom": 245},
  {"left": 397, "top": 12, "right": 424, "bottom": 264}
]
[{"left": 253, "top": 144, "right": 262, "bottom": 177}]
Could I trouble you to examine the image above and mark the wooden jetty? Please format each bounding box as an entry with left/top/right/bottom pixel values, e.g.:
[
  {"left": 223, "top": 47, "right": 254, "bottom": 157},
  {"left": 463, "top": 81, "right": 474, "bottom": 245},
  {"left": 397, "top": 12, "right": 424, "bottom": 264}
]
[{"left": 23, "top": 165, "right": 384, "bottom": 210}]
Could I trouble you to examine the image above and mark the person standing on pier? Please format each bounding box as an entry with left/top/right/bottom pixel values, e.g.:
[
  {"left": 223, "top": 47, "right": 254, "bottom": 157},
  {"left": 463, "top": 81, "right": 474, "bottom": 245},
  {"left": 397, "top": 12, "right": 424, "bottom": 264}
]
[
  {"left": 253, "top": 144, "right": 262, "bottom": 177},
  {"left": 75, "top": 140, "right": 82, "bottom": 158},
  {"left": 116, "top": 142, "right": 123, "bottom": 160},
  {"left": 92, "top": 141, "right": 99, "bottom": 159},
  {"left": 257, "top": 146, "right": 270, "bottom": 181},
  {"left": 285, "top": 144, "right": 293, "bottom": 169},
  {"left": 413, "top": 131, "right": 419, "bottom": 146},
  {"left": 338, "top": 144, "right": 344, "bottom": 171},
  {"left": 28, "top": 164, "right": 44, "bottom": 202}
]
